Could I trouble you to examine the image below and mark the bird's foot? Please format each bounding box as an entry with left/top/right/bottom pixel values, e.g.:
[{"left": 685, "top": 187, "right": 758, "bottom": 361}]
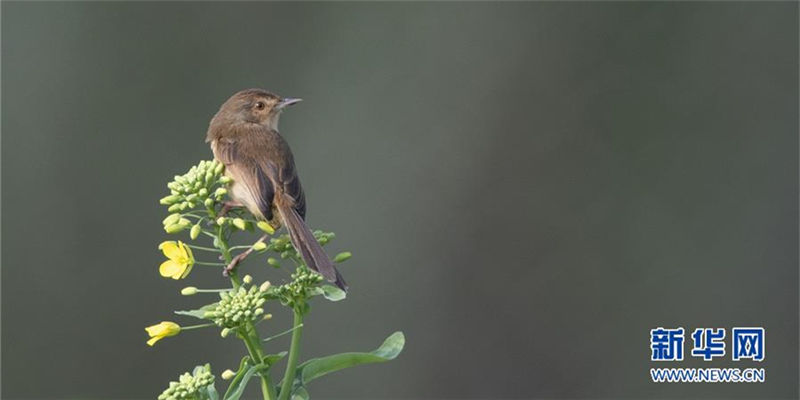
[
  {"left": 223, "top": 251, "right": 249, "bottom": 276},
  {"left": 222, "top": 234, "right": 269, "bottom": 277},
  {"left": 218, "top": 201, "right": 243, "bottom": 218}
]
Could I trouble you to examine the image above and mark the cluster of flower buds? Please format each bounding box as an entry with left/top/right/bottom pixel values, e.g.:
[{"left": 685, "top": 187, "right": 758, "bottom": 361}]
[
  {"left": 276, "top": 268, "right": 324, "bottom": 303},
  {"left": 268, "top": 231, "right": 335, "bottom": 260},
  {"left": 157, "top": 365, "right": 215, "bottom": 400},
  {"left": 205, "top": 285, "right": 266, "bottom": 331},
  {"left": 160, "top": 160, "right": 231, "bottom": 213}
]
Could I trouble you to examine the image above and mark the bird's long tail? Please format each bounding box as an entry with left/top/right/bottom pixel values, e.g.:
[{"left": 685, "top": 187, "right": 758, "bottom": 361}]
[{"left": 277, "top": 203, "right": 347, "bottom": 291}]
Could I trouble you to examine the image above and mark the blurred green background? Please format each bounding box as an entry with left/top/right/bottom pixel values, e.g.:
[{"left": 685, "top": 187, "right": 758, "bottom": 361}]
[{"left": 2, "top": 2, "right": 797, "bottom": 399}]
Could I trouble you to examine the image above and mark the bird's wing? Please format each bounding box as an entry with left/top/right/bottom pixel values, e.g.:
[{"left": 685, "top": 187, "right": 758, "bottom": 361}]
[
  {"left": 272, "top": 157, "right": 307, "bottom": 219},
  {"left": 213, "top": 137, "right": 276, "bottom": 221}
]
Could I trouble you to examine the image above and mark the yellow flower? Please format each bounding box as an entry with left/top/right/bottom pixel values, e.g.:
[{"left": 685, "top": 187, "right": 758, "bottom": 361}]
[
  {"left": 145, "top": 321, "right": 181, "bottom": 346},
  {"left": 158, "top": 241, "right": 194, "bottom": 279}
]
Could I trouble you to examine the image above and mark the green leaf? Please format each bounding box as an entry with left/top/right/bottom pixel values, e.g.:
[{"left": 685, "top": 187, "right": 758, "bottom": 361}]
[
  {"left": 291, "top": 386, "right": 309, "bottom": 400},
  {"left": 175, "top": 303, "right": 217, "bottom": 320},
  {"left": 205, "top": 382, "right": 220, "bottom": 400},
  {"left": 321, "top": 285, "right": 346, "bottom": 301},
  {"left": 308, "top": 285, "right": 346, "bottom": 302},
  {"left": 263, "top": 351, "right": 288, "bottom": 366},
  {"left": 296, "top": 331, "right": 405, "bottom": 385},
  {"left": 186, "top": 364, "right": 218, "bottom": 400},
  {"left": 192, "top": 364, "right": 208, "bottom": 375},
  {"left": 223, "top": 357, "right": 260, "bottom": 400}
]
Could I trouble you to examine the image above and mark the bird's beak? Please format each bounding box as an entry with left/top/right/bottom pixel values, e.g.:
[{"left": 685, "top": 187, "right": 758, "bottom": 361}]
[{"left": 275, "top": 97, "right": 302, "bottom": 110}]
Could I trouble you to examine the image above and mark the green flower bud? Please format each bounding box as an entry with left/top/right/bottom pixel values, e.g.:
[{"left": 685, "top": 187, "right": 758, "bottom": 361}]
[
  {"left": 162, "top": 213, "right": 182, "bottom": 226},
  {"left": 158, "top": 365, "right": 215, "bottom": 400},
  {"left": 165, "top": 223, "right": 186, "bottom": 234},
  {"left": 216, "top": 217, "right": 227, "bottom": 226},
  {"left": 181, "top": 287, "right": 198, "bottom": 296},
  {"left": 252, "top": 241, "right": 267, "bottom": 252},
  {"left": 232, "top": 218, "right": 246, "bottom": 230},
  {"left": 259, "top": 281, "right": 271, "bottom": 292},
  {"left": 220, "top": 328, "right": 231, "bottom": 338},
  {"left": 214, "top": 188, "right": 228, "bottom": 197},
  {"left": 263, "top": 313, "right": 272, "bottom": 320},
  {"left": 221, "top": 369, "right": 236, "bottom": 380},
  {"left": 160, "top": 194, "right": 181, "bottom": 205},
  {"left": 208, "top": 286, "right": 266, "bottom": 328},
  {"left": 198, "top": 188, "right": 208, "bottom": 198},
  {"left": 214, "top": 163, "right": 224, "bottom": 174},
  {"left": 333, "top": 251, "right": 352, "bottom": 263},
  {"left": 167, "top": 204, "right": 182, "bottom": 213},
  {"left": 178, "top": 218, "right": 191, "bottom": 227},
  {"left": 256, "top": 221, "right": 275, "bottom": 235},
  {"left": 243, "top": 274, "right": 253, "bottom": 284},
  {"left": 204, "top": 198, "right": 214, "bottom": 207},
  {"left": 190, "top": 224, "right": 201, "bottom": 240},
  {"left": 267, "top": 258, "right": 280, "bottom": 267},
  {"left": 219, "top": 176, "right": 232, "bottom": 184}
]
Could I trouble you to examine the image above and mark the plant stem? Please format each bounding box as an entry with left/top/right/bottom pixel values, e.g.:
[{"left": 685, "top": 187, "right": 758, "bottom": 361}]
[
  {"left": 195, "top": 261, "right": 226, "bottom": 267},
  {"left": 240, "top": 329, "right": 275, "bottom": 400},
  {"left": 263, "top": 324, "right": 303, "bottom": 343},
  {"left": 184, "top": 244, "right": 220, "bottom": 252},
  {"left": 278, "top": 308, "right": 304, "bottom": 400},
  {"left": 216, "top": 222, "right": 275, "bottom": 400},
  {"left": 181, "top": 323, "right": 215, "bottom": 330}
]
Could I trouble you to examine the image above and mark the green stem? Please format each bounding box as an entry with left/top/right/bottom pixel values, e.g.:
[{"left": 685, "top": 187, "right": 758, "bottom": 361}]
[
  {"left": 194, "top": 261, "right": 226, "bottom": 267},
  {"left": 240, "top": 331, "right": 274, "bottom": 400},
  {"left": 184, "top": 244, "right": 220, "bottom": 252},
  {"left": 278, "top": 308, "right": 304, "bottom": 400},
  {"left": 262, "top": 378, "right": 274, "bottom": 400},
  {"left": 216, "top": 222, "right": 275, "bottom": 400},
  {"left": 263, "top": 323, "right": 303, "bottom": 343},
  {"left": 181, "top": 323, "right": 215, "bottom": 330}
]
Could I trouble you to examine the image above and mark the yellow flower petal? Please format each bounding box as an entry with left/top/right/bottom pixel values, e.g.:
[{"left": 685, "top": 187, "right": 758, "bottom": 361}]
[
  {"left": 145, "top": 321, "right": 181, "bottom": 346},
  {"left": 178, "top": 241, "right": 194, "bottom": 263},
  {"left": 159, "top": 259, "right": 184, "bottom": 279},
  {"left": 178, "top": 262, "right": 193, "bottom": 279},
  {"left": 159, "top": 241, "right": 182, "bottom": 260}
]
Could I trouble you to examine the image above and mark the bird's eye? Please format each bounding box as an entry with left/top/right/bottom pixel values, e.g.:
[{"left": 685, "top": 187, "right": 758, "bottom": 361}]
[{"left": 254, "top": 101, "right": 266, "bottom": 110}]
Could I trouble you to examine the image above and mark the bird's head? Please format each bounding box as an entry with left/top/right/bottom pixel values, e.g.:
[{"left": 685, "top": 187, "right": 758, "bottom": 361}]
[{"left": 209, "top": 89, "right": 301, "bottom": 134}]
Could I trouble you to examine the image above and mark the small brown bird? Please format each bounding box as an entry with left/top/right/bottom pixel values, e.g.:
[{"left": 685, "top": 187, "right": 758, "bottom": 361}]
[{"left": 206, "top": 89, "right": 346, "bottom": 290}]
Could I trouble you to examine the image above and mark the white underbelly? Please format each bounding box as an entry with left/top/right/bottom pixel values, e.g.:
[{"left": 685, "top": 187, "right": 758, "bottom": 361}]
[{"left": 228, "top": 173, "right": 266, "bottom": 220}]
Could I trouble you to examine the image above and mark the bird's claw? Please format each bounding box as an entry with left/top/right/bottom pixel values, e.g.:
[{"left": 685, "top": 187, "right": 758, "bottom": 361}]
[{"left": 223, "top": 252, "right": 248, "bottom": 276}]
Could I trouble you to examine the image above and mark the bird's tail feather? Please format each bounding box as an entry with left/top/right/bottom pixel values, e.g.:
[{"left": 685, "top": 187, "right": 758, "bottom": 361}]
[{"left": 277, "top": 203, "right": 347, "bottom": 291}]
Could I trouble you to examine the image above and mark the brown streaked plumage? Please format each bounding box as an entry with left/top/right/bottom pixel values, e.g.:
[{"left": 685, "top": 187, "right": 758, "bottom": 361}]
[{"left": 206, "top": 88, "right": 346, "bottom": 290}]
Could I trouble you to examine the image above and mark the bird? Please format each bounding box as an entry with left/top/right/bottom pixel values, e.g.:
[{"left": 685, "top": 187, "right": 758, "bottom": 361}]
[{"left": 206, "top": 88, "right": 347, "bottom": 290}]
